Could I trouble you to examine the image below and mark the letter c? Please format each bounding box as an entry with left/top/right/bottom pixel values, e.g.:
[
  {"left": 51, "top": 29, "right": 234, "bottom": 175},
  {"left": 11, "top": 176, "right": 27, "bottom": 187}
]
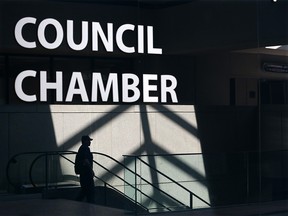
[
  {"left": 15, "top": 70, "right": 37, "bottom": 102},
  {"left": 116, "top": 24, "right": 135, "bottom": 53},
  {"left": 15, "top": 17, "right": 37, "bottom": 48}
]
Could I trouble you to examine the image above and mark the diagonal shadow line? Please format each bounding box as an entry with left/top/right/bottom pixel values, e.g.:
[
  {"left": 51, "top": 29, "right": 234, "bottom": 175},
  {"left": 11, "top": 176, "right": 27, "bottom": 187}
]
[
  {"left": 139, "top": 105, "right": 161, "bottom": 189},
  {"left": 138, "top": 141, "right": 208, "bottom": 187},
  {"left": 150, "top": 104, "right": 199, "bottom": 139},
  {"left": 132, "top": 142, "right": 210, "bottom": 210},
  {"left": 139, "top": 105, "right": 153, "bottom": 144},
  {"left": 93, "top": 148, "right": 209, "bottom": 210},
  {"left": 96, "top": 105, "right": 208, "bottom": 209},
  {"left": 144, "top": 189, "right": 189, "bottom": 210},
  {"left": 95, "top": 143, "right": 147, "bottom": 182},
  {"left": 59, "top": 105, "right": 132, "bottom": 150},
  {"left": 96, "top": 105, "right": 207, "bottom": 187},
  {"left": 142, "top": 104, "right": 206, "bottom": 185},
  {"left": 97, "top": 105, "right": 160, "bottom": 185},
  {"left": 55, "top": 103, "right": 208, "bottom": 206},
  {"left": 96, "top": 139, "right": 208, "bottom": 208}
]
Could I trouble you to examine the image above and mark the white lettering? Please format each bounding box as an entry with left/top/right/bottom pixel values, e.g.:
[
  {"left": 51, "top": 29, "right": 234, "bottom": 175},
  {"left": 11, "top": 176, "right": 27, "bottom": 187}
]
[
  {"left": 66, "top": 72, "right": 89, "bottom": 102},
  {"left": 147, "top": 26, "right": 162, "bottom": 54},
  {"left": 143, "top": 74, "right": 158, "bottom": 102},
  {"left": 138, "top": 25, "right": 144, "bottom": 54},
  {"left": 40, "top": 71, "right": 63, "bottom": 102},
  {"left": 92, "top": 22, "right": 113, "bottom": 52},
  {"left": 116, "top": 24, "right": 135, "bottom": 53},
  {"left": 122, "top": 73, "right": 140, "bottom": 102},
  {"left": 38, "top": 18, "right": 64, "bottom": 49},
  {"left": 15, "top": 17, "right": 36, "bottom": 49},
  {"left": 14, "top": 71, "right": 177, "bottom": 103},
  {"left": 14, "top": 17, "right": 163, "bottom": 55},
  {"left": 67, "top": 20, "right": 88, "bottom": 51},
  {"left": 91, "top": 73, "right": 119, "bottom": 102},
  {"left": 161, "top": 75, "right": 178, "bottom": 103},
  {"left": 15, "top": 70, "right": 37, "bottom": 102}
]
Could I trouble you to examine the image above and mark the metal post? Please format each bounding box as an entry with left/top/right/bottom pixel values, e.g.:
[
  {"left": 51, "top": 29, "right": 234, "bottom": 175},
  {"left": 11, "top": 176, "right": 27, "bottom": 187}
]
[
  {"left": 134, "top": 156, "right": 137, "bottom": 214},
  {"left": 190, "top": 192, "right": 193, "bottom": 209},
  {"left": 104, "top": 182, "right": 107, "bottom": 205}
]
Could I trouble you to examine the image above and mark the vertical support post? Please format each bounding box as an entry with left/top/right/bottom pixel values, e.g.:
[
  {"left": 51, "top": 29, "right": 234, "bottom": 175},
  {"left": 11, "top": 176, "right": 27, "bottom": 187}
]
[
  {"left": 134, "top": 156, "right": 137, "bottom": 214},
  {"left": 104, "top": 182, "right": 107, "bottom": 205},
  {"left": 190, "top": 192, "right": 193, "bottom": 209}
]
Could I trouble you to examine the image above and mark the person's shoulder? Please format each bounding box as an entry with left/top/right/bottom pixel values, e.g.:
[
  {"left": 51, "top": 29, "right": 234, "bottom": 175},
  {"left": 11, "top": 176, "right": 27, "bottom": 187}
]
[
  {"left": 78, "top": 145, "right": 86, "bottom": 152},
  {"left": 79, "top": 145, "right": 90, "bottom": 151}
]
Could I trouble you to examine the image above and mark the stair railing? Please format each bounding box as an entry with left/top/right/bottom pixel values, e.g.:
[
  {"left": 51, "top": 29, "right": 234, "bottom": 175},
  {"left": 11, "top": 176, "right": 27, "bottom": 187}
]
[
  {"left": 7, "top": 151, "right": 210, "bottom": 212},
  {"left": 7, "top": 151, "right": 178, "bottom": 212},
  {"left": 134, "top": 155, "right": 211, "bottom": 209},
  {"left": 26, "top": 151, "right": 153, "bottom": 211},
  {"left": 90, "top": 152, "right": 169, "bottom": 212}
]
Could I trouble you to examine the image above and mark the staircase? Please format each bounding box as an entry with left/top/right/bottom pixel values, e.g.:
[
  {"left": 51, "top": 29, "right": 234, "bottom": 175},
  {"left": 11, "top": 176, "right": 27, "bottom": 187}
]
[{"left": 6, "top": 151, "right": 210, "bottom": 213}]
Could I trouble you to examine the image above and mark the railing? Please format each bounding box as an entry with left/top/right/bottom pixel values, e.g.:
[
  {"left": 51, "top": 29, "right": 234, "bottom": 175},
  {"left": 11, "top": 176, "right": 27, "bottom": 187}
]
[
  {"left": 7, "top": 151, "right": 211, "bottom": 213},
  {"left": 8, "top": 150, "right": 287, "bottom": 212},
  {"left": 124, "top": 154, "right": 212, "bottom": 211},
  {"left": 90, "top": 152, "right": 167, "bottom": 212},
  {"left": 6, "top": 151, "right": 77, "bottom": 191},
  {"left": 138, "top": 155, "right": 210, "bottom": 208},
  {"left": 6, "top": 151, "right": 150, "bottom": 212},
  {"left": 125, "top": 150, "right": 288, "bottom": 210}
]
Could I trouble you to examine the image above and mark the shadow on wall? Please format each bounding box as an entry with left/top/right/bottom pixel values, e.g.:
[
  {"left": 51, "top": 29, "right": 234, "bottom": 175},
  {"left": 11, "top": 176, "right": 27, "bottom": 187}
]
[
  {"left": 56, "top": 104, "right": 210, "bottom": 208},
  {"left": 7, "top": 103, "right": 272, "bottom": 207},
  {"left": 5, "top": 103, "right": 211, "bottom": 208}
]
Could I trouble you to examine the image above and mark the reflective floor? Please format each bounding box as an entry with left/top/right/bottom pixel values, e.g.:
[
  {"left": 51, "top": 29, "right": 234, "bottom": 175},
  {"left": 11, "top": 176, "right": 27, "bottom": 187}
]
[
  {"left": 142, "top": 200, "right": 288, "bottom": 216},
  {"left": 0, "top": 199, "right": 132, "bottom": 216},
  {"left": 0, "top": 197, "right": 287, "bottom": 216}
]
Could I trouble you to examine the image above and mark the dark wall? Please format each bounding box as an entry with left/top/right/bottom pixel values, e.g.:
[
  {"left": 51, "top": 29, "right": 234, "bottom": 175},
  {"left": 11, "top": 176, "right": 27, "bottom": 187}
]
[{"left": 1, "top": 1, "right": 288, "bottom": 56}]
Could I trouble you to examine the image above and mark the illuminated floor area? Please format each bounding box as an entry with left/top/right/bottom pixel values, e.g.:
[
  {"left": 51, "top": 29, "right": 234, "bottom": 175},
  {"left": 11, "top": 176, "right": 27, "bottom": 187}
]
[{"left": 0, "top": 197, "right": 288, "bottom": 216}]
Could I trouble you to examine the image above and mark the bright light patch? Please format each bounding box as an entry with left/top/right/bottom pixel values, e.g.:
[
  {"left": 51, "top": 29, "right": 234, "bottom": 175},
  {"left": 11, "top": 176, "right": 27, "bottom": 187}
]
[{"left": 265, "top": 45, "right": 281, "bottom": 49}]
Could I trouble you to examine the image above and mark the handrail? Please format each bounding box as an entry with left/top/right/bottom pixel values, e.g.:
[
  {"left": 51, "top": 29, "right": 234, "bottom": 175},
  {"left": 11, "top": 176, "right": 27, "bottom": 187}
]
[
  {"left": 14, "top": 151, "right": 149, "bottom": 211},
  {"left": 90, "top": 153, "right": 168, "bottom": 211},
  {"left": 6, "top": 150, "right": 214, "bottom": 212},
  {"left": 7, "top": 151, "right": 173, "bottom": 212},
  {"left": 60, "top": 152, "right": 150, "bottom": 211},
  {"left": 135, "top": 156, "right": 211, "bottom": 207},
  {"left": 28, "top": 151, "right": 76, "bottom": 188},
  {"left": 6, "top": 151, "right": 75, "bottom": 190},
  {"left": 28, "top": 151, "right": 168, "bottom": 211},
  {"left": 91, "top": 152, "right": 190, "bottom": 210}
]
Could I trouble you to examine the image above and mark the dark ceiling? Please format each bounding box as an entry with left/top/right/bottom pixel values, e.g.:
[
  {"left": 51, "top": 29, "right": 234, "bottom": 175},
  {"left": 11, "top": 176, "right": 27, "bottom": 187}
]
[{"left": 46, "top": 0, "right": 194, "bottom": 9}]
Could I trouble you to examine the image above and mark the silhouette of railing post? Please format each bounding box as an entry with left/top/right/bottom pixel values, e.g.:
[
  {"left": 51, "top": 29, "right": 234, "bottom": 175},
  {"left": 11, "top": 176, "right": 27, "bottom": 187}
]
[
  {"left": 135, "top": 154, "right": 211, "bottom": 210},
  {"left": 190, "top": 192, "right": 193, "bottom": 209},
  {"left": 134, "top": 156, "right": 138, "bottom": 214},
  {"left": 104, "top": 182, "right": 107, "bottom": 206}
]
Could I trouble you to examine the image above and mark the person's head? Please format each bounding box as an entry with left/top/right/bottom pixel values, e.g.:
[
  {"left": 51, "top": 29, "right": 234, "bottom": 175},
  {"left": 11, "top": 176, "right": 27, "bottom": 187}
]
[{"left": 81, "top": 135, "right": 93, "bottom": 146}]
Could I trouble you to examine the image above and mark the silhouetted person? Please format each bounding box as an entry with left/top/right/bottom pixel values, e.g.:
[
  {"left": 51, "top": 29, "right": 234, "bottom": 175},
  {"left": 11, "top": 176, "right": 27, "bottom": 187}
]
[{"left": 75, "top": 135, "right": 95, "bottom": 203}]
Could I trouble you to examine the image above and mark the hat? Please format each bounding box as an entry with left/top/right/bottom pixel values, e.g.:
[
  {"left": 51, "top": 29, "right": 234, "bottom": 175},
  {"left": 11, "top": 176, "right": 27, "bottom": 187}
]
[{"left": 81, "top": 135, "right": 93, "bottom": 142}]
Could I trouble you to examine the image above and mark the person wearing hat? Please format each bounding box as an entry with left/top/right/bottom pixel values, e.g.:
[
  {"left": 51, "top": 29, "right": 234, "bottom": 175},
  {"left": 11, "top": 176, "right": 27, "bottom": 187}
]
[{"left": 75, "top": 135, "right": 95, "bottom": 203}]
